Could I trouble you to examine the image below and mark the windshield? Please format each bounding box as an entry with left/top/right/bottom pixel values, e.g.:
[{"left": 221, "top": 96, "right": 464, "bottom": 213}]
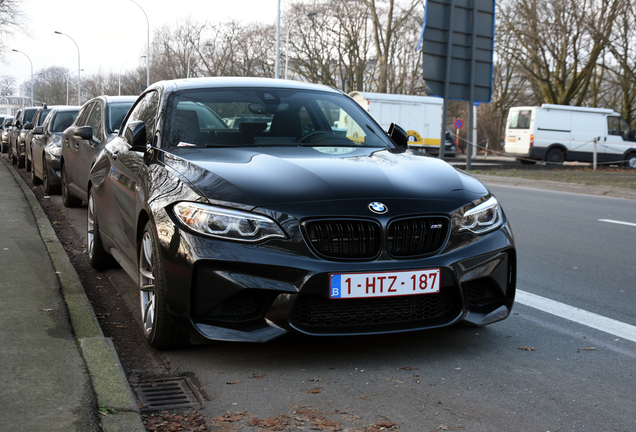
[{"left": 165, "top": 87, "right": 392, "bottom": 149}]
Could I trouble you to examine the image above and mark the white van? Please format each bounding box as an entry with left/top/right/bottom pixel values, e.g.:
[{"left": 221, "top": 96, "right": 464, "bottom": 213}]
[
  {"left": 349, "top": 91, "right": 456, "bottom": 157},
  {"left": 504, "top": 104, "right": 636, "bottom": 167}
]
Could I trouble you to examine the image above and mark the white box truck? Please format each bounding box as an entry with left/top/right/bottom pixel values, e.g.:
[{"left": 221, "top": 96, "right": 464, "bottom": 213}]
[
  {"left": 349, "top": 91, "right": 456, "bottom": 157},
  {"left": 504, "top": 104, "right": 636, "bottom": 167}
]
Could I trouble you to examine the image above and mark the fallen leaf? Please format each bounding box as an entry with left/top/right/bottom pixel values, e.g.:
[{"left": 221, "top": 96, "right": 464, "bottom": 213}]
[
  {"left": 226, "top": 380, "right": 241, "bottom": 385},
  {"left": 518, "top": 346, "right": 535, "bottom": 351},
  {"left": 40, "top": 308, "right": 54, "bottom": 312},
  {"left": 303, "top": 387, "right": 323, "bottom": 394},
  {"left": 578, "top": 347, "right": 596, "bottom": 351},
  {"left": 308, "top": 377, "right": 323, "bottom": 382},
  {"left": 249, "top": 374, "right": 266, "bottom": 380},
  {"left": 396, "top": 366, "right": 415, "bottom": 371}
]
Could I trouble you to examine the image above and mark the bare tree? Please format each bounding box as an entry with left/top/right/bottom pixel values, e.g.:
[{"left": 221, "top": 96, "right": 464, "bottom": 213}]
[
  {"left": 498, "top": 0, "right": 627, "bottom": 106},
  {"left": 199, "top": 20, "right": 276, "bottom": 78},
  {"left": 604, "top": 2, "right": 636, "bottom": 125},
  {"left": 151, "top": 18, "right": 206, "bottom": 81},
  {"left": 363, "top": 0, "right": 421, "bottom": 93},
  {"left": 0, "top": 0, "right": 24, "bottom": 57},
  {"left": 32, "top": 67, "right": 71, "bottom": 105},
  {"left": 0, "top": 74, "right": 16, "bottom": 95}
]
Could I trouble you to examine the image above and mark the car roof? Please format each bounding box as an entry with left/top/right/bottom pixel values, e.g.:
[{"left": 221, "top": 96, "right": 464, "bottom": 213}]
[{"left": 153, "top": 77, "right": 342, "bottom": 95}]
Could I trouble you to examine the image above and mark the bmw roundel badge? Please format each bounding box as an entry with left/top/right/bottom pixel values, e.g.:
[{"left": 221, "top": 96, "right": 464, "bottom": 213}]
[{"left": 369, "top": 202, "right": 388, "bottom": 214}]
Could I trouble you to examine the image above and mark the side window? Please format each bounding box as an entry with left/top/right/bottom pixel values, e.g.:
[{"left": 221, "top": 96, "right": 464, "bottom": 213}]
[
  {"left": 86, "top": 103, "right": 103, "bottom": 141},
  {"left": 124, "top": 91, "right": 159, "bottom": 145},
  {"left": 607, "top": 117, "right": 621, "bottom": 137},
  {"left": 75, "top": 103, "right": 93, "bottom": 127}
]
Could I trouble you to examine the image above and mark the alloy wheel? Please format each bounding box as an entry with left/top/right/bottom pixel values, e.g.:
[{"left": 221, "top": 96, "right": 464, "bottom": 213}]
[{"left": 139, "top": 232, "right": 156, "bottom": 337}]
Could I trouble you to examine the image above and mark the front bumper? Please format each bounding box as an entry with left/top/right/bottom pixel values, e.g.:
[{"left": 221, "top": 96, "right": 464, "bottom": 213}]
[{"left": 156, "top": 215, "right": 516, "bottom": 342}]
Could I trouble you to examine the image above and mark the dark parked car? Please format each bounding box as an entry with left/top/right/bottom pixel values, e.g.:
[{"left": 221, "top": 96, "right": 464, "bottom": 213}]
[
  {"left": 1, "top": 116, "right": 12, "bottom": 153},
  {"left": 25, "top": 104, "right": 53, "bottom": 172},
  {"left": 88, "top": 77, "right": 516, "bottom": 349},
  {"left": 30, "top": 106, "right": 81, "bottom": 194},
  {"left": 61, "top": 95, "right": 136, "bottom": 207},
  {"left": 10, "top": 106, "right": 38, "bottom": 168},
  {"left": 7, "top": 109, "right": 21, "bottom": 162}
]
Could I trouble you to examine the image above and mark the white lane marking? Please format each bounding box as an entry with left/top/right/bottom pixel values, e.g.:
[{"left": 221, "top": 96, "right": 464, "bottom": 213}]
[
  {"left": 516, "top": 290, "right": 636, "bottom": 343},
  {"left": 598, "top": 219, "right": 636, "bottom": 227}
]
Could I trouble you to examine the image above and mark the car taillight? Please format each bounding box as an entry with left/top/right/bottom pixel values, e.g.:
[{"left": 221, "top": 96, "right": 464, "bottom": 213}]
[
  {"left": 504, "top": 134, "right": 507, "bottom": 142},
  {"left": 530, "top": 134, "right": 534, "bottom": 147}
]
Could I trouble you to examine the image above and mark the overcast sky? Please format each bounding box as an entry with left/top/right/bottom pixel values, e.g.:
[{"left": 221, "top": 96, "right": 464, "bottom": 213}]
[{"left": 1, "top": 0, "right": 279, "bottom": 90}]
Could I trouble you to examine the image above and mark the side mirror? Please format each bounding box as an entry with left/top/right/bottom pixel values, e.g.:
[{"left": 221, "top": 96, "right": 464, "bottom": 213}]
[
  {"left": 73, "top": 126, "right": 93, "bottom": 140},
  {"left": 24, "top": 123, "right": 33, "bottom": 130},
  {"left": 33, "top": 126, "right": 44, "bottom": 135},
  {"left": 388, "top": 122, "right": 408, "bottom": 149},
  {"left": 125, "top": 121, "right": 147, "bottom": 151}
]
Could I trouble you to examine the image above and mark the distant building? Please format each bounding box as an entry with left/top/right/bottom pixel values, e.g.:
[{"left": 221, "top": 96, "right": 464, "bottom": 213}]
[{"left": 0, "top": 96, "right": 27, "bottom": 116}]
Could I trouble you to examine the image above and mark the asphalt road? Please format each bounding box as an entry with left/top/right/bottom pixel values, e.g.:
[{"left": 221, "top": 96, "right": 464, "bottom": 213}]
[{"left": 48, "top": 183, "right": 636, "bottom": 431}]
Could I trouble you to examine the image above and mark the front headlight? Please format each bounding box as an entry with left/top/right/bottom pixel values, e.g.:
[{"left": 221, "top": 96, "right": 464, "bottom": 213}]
[
  {"left": 45, "top": 143, "right": 62, "bottom": 157},
  {"left": 454, "top": 196, "right": 503, "bottom": 235},
  {"left": 173, "top": 202, "right": 287, "bottom": 242}
]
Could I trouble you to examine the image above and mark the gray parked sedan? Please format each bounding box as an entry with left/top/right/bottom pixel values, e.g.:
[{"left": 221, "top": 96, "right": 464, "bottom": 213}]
[
  {"left": 60, "top": 95, "right": 136, "bottom": 207},
  {"left": 30, "top": 106, "right": 81, "bottom": 194}
]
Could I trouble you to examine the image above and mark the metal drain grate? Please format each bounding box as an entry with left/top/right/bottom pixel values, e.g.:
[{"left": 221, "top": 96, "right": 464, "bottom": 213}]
[{"left": 134, "top": 378, "right": 201, "bottom": 412}]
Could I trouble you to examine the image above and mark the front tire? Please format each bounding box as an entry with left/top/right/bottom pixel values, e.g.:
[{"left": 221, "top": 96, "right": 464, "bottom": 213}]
[
  {"left": 87, "top": 188, "right": 114, "bottom": 270},
  {"left": 17, "top": 154, "right": 25, "bottom": 169},
  {"left": 61, "top": 164, "right": 82, "bottom": 207},
  {"left": 139, "top": 221, "right": 188, "bottom": 349},
  {"left": 625, "top": 152, "right": 636, "bottom": 169}
]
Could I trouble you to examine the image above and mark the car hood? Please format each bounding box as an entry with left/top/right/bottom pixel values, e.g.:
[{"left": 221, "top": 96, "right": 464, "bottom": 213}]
[{"left": 164, "top": 146, "right": 488, "bottom": 213}]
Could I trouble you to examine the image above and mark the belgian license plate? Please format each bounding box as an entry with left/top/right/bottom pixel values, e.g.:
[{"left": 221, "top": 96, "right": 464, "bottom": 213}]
[
  {"left": 329, "top": 269, "right": 441, "bottom": 299},
  {"left": 508, "top": 136, "right": 516, "bottom": 142}
]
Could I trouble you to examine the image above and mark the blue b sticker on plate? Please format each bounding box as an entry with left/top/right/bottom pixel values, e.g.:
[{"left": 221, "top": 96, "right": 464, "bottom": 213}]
[{"left": 330, "top": 274, "right": 342, "bottom": 298}]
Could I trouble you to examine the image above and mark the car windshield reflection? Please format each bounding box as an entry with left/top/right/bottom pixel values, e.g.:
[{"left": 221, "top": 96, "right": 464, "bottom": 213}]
[{"left": 165, "top": 88, "right": 391, "bottom": 149}]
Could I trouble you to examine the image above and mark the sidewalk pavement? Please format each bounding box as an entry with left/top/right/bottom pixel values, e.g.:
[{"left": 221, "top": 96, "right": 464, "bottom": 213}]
[{"left": 0, "top": 156, "right": 145, "bottom": 432}]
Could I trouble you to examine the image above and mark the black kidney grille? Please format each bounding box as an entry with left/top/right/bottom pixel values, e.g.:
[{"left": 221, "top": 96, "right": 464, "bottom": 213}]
[
  {"left": 303, "top": 220, "right": 382, "bottom": 259},
  {"left": 290, "top": 291, "right": 454, "bottom": 331},
  {"left": 387, "top": 217, "right": 449, "bottom": 257}
]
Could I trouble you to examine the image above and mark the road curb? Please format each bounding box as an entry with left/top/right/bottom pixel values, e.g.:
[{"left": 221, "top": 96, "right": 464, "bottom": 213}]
[{"left": 6, "top": 162, "right": 145, "bottom": 432}]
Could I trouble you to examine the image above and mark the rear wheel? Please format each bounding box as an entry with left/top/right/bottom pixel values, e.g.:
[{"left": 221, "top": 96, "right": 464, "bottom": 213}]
[
  {"left": 31, "top": 151, "right": 42, "bottom": 185},
  {"left": 61, "top": 164, "right": 82, "bottom": 207},
  {"left": 625, "top": 152, "right": 636, "bottom": 169},
  {"left": 545, "top": 148, "right": 565, "bottom": 165},
  {"left": 139, "top": 221, "right": 188, "bottom": 349},
  {"left": 43, "top": 159, "right": 58, "bottom": 194},
  {"left": 87, "top": 188, "right": 114, "bottom": 270},
  {"left": 17, "top": 154, "right": 25, "bottom": 169}
]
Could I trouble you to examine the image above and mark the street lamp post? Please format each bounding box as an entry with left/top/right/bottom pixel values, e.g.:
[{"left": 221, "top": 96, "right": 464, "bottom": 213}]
[
  {"left": 128, "top": 0, "right": 150, "bottom": 89},
  {"left": 54, "top": 31, "right": 81, "bottom": 105},
  {"left": 66, "top": 69, "right": 83, "bottom": 105},
  {"left": 119, "top": 56, "right": 146, "bottom": 95},
  {"left": 276, "top": 0, "right": 281, "bottom": 79},
  {"left": 187, "top": 43, "right": 213, "bottom": 78},
  {"left": 12, "top": 49, "right": 33, "bottom": 106},
  {"left": 284, "top": 12, "right": 317, "bottom": 80}
]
